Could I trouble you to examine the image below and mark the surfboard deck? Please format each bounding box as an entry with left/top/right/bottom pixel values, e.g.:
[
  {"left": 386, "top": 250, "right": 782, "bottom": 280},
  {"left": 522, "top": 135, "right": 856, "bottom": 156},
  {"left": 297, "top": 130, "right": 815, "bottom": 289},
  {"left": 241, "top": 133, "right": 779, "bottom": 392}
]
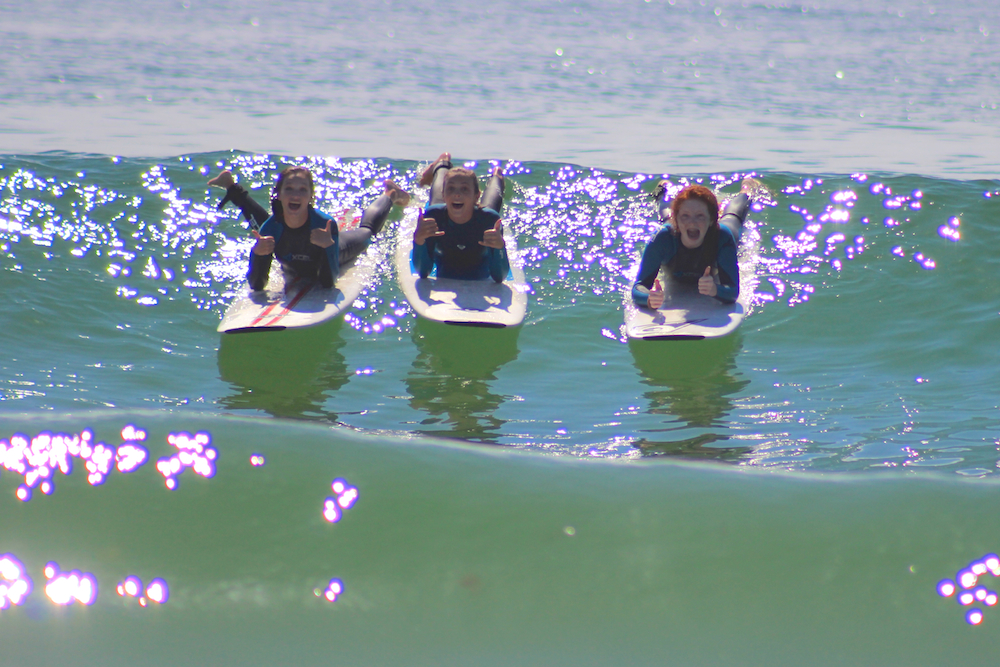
[
  {"left": 218, "top": 215, "right": 375, "bottom": 334},
  {"left": 625, "top": 283, "right": 745, "bottom": 340},
  {"left": 395, "top": 213, "right": 528, "bottom": 328}
]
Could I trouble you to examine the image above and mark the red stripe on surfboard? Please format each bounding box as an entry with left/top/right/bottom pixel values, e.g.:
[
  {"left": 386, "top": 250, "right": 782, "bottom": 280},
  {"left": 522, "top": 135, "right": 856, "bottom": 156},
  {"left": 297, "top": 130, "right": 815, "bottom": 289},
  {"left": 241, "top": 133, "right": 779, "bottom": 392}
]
[
  {"left": 259, "top": 282, "right": 315, "bottom": 327},
  {"left": 248, "top": 277, "right": 304, "bottom": 327}
]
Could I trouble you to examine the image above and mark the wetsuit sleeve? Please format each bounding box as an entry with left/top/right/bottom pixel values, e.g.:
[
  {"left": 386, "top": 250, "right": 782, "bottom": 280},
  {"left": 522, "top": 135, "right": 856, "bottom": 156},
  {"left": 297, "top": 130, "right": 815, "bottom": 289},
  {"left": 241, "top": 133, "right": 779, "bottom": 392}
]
[
  {"left": 412, "top": 207, "right": 444, "bottom": 278},
  {"left": 631, "top": 226, "right": 676, "bottom": 307},
  {"left": 321, "top": 217, "right": 340, "bottom": 288},
  {"left": 481, "top": 209, "right": 509, "bottom": 283},
  {"left": 246, "top": 216, "right": 283, "bottom": 290},
  {"left": 412, "top": 240, "right": 434, "bottom": 278},
  {"left": 219, "top": 184, "right": 270, "bottom": 227},
  {"left": 488, "top": 244, "right": 510, "bottom": 283},
  {"left": 714, "top": 227, "right": 739, "bottom": 303},
  {"left": 247, "top": 253, "right": 271, "bottom": 290}
]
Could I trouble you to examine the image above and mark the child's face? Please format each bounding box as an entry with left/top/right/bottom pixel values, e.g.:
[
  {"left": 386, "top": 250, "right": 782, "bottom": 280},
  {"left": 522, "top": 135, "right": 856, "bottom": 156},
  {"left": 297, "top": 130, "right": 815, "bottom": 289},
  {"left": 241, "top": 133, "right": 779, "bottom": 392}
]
[
  {"left": 443, "top": 176, "right": 478, "bottom": 223},
  {"left": 675, "top": 199, "right": 712, "bottom": 249},
  {"left": 277, "top": 174, "right": 313, "bottom": 218}
]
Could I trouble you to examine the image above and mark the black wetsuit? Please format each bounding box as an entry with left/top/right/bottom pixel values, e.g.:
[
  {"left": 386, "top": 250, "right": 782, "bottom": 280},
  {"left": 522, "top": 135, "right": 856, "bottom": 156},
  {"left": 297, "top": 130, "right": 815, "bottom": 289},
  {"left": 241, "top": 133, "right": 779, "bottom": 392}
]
[{"left": 218, "top": 183, "right": 392, "bottom": 289}]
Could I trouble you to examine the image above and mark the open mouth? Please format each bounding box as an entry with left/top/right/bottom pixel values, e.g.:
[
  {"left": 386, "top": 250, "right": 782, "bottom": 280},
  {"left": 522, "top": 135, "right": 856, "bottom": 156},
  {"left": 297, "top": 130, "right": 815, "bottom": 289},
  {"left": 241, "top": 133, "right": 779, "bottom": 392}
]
[
  {"left": 685, "top": 228, "right": 701, "bottom": 242},
  {"left": 286, "top": 202, "right": 303, "bottom": 212}
]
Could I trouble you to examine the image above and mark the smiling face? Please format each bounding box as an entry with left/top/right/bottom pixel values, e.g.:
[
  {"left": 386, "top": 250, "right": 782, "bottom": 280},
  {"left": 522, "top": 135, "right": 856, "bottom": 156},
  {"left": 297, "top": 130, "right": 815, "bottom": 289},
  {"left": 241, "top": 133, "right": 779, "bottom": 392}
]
[
  {"left": 675, "top": 199, "right": 712, "bottom": 249},
  {"left": 276, "top": 170, "right": 313, "bottom": 227},
  {"left": 442, "top": 170, "right": 479, "bottom": 224}
]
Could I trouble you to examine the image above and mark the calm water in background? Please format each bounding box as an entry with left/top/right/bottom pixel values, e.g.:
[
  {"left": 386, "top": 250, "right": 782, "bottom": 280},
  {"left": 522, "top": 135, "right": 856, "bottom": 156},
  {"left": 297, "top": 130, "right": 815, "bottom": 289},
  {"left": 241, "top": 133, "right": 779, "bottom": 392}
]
[{"left": 1, "top": 1, "right": 1000, "bottom": 664}]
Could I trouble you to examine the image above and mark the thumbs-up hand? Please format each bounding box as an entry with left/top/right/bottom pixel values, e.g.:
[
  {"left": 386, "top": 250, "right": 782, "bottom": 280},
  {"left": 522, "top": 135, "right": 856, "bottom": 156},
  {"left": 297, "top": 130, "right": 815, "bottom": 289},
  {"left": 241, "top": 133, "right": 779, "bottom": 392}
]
[
  {"left": 480, "top": 219, "right": 504, "bottom": 249},
  {"left": 698, "top": 265, "right": 718, "bottom": 297},
  {"left": 310, "top": 219, "right": 335, "bottom": 248},
  {"left": 414, "top": 216, "right": 445, "bottom": 245},
  {"left": 251, "top": 228, "right": 275, "bottom": 255},
  {"left": 648, "top": 278, "right": 665, "bottom": 310}
]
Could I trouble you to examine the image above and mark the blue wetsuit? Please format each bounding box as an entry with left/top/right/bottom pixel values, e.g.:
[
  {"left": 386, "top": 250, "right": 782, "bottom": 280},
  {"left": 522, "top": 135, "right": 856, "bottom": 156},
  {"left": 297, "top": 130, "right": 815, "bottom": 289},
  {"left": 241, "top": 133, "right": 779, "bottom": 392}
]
[
  {"left": 411, "top": 204, "right": 510, "bottom": 282},
  {"left": 631, "top": 223, "right": 740, "bottom": 306},
  {"left": 248, "top": 207, "right": 340, "bottom": 290}
]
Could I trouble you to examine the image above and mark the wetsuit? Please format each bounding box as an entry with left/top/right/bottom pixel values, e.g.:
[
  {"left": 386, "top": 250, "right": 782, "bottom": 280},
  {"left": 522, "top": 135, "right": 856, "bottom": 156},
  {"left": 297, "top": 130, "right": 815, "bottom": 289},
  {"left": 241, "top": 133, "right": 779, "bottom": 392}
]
[
  {"left": 413, "top": 160, "right": 509, "bottom": 282},
  {"left": 412, "top": 205, "right": 510, "bottom": 282},
  {"left": 218, "top": 184, "right": 392, "bottom": 290},
  {"left": 247, "top": 208, "right": 340, "bottom": 290},
  {"left": 632, "top": 192, "right": 749, "bottom": 306}
]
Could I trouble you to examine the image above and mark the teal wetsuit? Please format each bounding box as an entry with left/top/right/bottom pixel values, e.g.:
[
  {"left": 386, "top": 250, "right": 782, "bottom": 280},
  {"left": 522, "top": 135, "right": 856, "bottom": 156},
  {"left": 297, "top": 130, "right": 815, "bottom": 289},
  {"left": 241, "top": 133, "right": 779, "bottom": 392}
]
[
  {"left": 411, "top": 204, "right": 510, "bottom": 282},
  {"left": 631, "top": 192, "right": 749, "bottom": 306}
]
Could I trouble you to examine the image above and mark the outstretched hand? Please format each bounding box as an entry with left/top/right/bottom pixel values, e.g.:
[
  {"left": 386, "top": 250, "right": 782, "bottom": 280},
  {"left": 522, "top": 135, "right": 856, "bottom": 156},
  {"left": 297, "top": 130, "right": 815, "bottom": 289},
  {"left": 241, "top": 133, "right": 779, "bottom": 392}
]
[
  {"left": 251, "top": 228, "right": 275, "bottom": 256},
  {"left": 480, "top": 219, "right": 504, "bottom": 249},
  {"left": 414, "top": 217, "right": 445, "bottom": 245},
  {"left": 310, "top": 220, "right": 335, "bottom": 249},
  {"left": 698, "top": 266, "right": 717, "bottom": 297}
]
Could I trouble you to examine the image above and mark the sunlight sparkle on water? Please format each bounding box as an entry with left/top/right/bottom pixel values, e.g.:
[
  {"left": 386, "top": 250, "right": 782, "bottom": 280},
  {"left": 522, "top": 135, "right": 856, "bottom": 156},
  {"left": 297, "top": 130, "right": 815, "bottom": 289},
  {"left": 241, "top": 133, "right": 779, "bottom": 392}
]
[
  {"left": 940, "top": 553, "right": 1000, "bottom": 625},
  {"left": 323, "top": 478, "right": 359, "bottom": 523},
  {"left": 44, "top": 563, "right": 97, "bottom": 606},
  {"left": 156, "top": 431, "right": 216, "bottom": 490},
  {"left": 1, "top": 427, "right": 149, "bottom": 500},
  {"left": 0, "top": 554, "right": 32, "bottom": 610},
  {"left": 146, "top": 578, "right": 169, "bottom": 604},
  {"left": 938, "top": 216, "right": 961, "bottom": 241},
  {"left": 117, "top": 576, "right": 143, "bottom": 598},
  {"left": 322, "top": 578, "right": 344, "bottom": 602}
]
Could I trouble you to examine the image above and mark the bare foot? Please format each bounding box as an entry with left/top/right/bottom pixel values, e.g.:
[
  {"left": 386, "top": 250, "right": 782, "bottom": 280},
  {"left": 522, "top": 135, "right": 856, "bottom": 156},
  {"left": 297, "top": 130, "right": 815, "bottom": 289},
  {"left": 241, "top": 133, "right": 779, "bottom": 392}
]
[
  {"left": 384, "top": 179, "right": 411, "bottom": 207},
  {"left": 208, "top": 170, "right": 235, "bottom": 190},
  {"left": 652, "top": 179, "right": 669, "bottom": 201},
  {"left": 740, "top": 177, "right": 766, "bottom": 199},
  {"left": 418, "top": 152, "right": 451, "bottom": 187}
]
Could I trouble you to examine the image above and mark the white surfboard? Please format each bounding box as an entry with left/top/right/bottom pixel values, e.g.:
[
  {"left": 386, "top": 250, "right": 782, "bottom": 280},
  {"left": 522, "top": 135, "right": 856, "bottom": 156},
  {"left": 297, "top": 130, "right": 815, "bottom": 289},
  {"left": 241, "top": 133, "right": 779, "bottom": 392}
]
[
  {"left": 625, "top": 280, "right": 745, "bottom": 340},
  {"left": 218, "top": 214, "right": 376, "bottom": 334},
  {"left": 395, "top": 213, "right": 528, "bottom": 328}
]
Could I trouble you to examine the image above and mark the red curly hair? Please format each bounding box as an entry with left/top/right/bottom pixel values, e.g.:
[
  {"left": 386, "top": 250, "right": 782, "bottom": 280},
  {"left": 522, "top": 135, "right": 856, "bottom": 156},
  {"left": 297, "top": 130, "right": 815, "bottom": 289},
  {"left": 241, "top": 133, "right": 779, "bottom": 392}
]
[{"left": 670, "top": 185, "right": 719, "bottom": 229}]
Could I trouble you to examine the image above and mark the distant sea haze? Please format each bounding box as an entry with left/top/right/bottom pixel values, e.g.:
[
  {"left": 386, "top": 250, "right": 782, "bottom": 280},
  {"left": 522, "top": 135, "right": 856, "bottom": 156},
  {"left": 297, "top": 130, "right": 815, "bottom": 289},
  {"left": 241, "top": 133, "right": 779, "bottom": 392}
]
[{"left": 1, "top": 0, "right": 997, "bottom": 175}]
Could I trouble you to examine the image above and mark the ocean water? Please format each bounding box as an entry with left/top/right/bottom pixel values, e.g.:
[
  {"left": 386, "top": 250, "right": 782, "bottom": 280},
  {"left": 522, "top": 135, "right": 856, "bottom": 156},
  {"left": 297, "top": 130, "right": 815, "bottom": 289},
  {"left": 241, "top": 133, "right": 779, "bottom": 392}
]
[{"left": 2, "top": 1, "right": 1000, "bottom": 664}]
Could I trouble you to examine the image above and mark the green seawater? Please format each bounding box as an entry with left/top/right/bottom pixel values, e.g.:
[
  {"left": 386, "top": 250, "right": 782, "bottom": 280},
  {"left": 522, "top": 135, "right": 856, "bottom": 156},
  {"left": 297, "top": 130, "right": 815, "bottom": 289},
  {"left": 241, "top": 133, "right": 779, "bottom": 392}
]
[
  {"left": 2, "top": 151, "right": 1000, "bottom": 663},
  {"left": 3, "top": 414, "right": 1000, "bottom": 665}
]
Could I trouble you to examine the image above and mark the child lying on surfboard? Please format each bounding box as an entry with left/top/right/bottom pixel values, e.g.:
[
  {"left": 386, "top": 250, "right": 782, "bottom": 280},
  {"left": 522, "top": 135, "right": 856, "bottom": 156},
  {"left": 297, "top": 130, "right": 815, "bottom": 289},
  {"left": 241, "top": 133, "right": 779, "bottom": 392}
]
[
  {"left": 209, "top": 167, "right": 409, "bottom": 291},
  {"left": 632, "top": 178, "right": 761, "bottom": 308},
  {"left": 411, "top": 154, "right": 510, "bottom": 283}
]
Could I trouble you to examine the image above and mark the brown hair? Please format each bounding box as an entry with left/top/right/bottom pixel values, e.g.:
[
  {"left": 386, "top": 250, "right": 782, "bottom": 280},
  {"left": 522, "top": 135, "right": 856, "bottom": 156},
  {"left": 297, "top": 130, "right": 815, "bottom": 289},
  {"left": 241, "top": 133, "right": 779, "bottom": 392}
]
[
  {"left": 442, "top": 167, "right": 480, "bottom": 197},
  {"left": 273, "top": 166, "right": 314, "bottom": 198},
  {"left": 670, "top": 185, "right": 719, "bottom": 230}
]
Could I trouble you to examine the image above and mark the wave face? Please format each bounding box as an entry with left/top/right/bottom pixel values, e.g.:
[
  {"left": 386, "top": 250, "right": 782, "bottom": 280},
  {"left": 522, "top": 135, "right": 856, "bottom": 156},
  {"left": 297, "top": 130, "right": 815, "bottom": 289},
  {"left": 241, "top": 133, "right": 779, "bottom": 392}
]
[
  {"left": 1, "top": 414, "right": 1000, "bottom": 666},
  {"left": 2, "top": 153, "right": 999, "bottom": 663},
  {"left": 2, "top": 152, "right": 998, "bottom": 473}
]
